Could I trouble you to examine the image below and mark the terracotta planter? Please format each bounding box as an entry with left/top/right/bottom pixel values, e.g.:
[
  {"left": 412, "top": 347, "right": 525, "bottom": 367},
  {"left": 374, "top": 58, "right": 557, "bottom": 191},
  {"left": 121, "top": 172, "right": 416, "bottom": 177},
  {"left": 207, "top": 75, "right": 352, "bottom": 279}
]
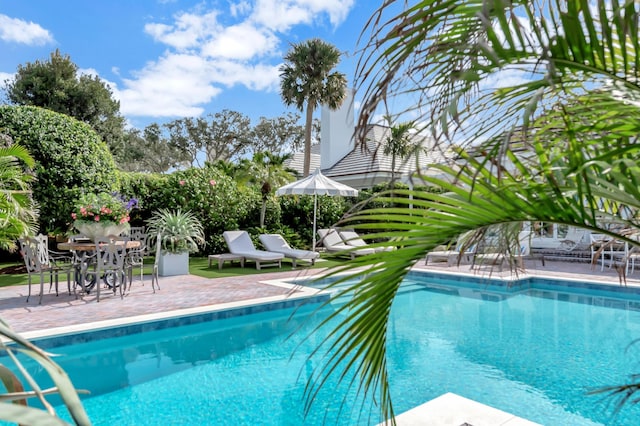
[{"left": 158, "top": 251, "right": 189, "bottom": 276}]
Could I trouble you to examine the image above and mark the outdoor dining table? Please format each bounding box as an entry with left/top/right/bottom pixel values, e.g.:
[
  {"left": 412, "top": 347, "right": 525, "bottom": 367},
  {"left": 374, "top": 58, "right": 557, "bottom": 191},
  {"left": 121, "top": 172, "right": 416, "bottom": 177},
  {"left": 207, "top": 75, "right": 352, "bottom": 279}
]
[
  {"left": 57, "top": 240, "right": 141, "bottom": 251},
  {"left": 57, "top": 239, "right": 141, "bottom": 295}
]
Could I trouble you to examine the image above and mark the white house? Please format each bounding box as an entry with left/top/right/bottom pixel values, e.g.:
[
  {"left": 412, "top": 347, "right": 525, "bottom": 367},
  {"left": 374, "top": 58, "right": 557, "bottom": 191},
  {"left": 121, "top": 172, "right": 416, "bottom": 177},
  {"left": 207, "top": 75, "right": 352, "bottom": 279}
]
[{"left": 285, "top": 89, "right": 453, "bottom": 189}]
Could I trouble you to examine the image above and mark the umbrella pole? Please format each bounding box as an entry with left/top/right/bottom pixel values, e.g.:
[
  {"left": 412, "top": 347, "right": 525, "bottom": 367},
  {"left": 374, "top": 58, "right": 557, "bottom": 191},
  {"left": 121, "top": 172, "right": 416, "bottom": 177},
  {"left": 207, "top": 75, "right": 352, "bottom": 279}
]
[{"left": 312, "top": 194, "right": 317, "bottom": 251}]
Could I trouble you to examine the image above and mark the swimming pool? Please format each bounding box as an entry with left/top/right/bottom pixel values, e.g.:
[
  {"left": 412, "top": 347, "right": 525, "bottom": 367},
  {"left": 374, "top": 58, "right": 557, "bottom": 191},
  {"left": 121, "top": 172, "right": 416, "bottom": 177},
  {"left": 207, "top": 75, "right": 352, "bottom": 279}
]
[{"left": 6, "top": 271, "right": 640, "bottom": 425}]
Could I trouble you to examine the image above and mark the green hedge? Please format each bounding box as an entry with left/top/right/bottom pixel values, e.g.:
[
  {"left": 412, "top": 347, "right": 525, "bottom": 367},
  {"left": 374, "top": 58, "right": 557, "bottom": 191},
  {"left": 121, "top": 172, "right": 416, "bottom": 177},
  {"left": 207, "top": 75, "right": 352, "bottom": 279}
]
[{"left": 0, "top": 105, "right": 118, "bottom": 233}]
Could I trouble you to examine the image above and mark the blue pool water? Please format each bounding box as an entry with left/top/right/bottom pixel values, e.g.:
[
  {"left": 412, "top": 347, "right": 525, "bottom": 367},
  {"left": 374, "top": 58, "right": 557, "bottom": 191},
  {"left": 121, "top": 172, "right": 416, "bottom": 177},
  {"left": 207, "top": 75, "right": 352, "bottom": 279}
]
[{"left": 7, "top": 272, "right": 640, "bottom": 425}]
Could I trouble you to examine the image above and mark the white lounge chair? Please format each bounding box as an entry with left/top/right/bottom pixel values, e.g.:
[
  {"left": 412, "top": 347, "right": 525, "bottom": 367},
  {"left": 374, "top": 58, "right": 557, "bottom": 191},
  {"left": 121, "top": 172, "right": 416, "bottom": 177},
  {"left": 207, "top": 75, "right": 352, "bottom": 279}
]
[
  {"left": 259, "top": 234, "right": 319, "bottom": 268},
  {"left": 223, "top": 231, "right": 284, "bottom": 270},
  {"left": 317, "top": 228, "right": 376, "bottom": 259},
  {"left": 338, "top": 230, "right": 395, "bottom": 253},
  {"left": 426, "top": 237, "right": 476, "bottom": 266},
  {"left": 472, "top": 231, "right": 532, "bottom": 271},
  {"left": 557, "top": 228, "right": 589, "bottom": 251}
]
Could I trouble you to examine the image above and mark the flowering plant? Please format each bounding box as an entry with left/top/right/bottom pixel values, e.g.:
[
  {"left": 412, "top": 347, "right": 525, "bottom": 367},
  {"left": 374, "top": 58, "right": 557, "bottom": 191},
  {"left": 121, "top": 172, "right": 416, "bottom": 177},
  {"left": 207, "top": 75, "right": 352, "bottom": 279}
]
[{"left": 71, "top": 192, "right": 138, "bottom": 225}]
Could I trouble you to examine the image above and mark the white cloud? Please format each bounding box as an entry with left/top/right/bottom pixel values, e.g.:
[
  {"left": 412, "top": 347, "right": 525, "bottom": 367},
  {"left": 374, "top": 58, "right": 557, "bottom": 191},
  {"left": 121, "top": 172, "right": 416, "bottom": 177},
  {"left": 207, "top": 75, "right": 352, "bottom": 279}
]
[
  {"left": 201, "top": 23, "right": 278, "bottom": 60},
  {"left": 144, "top": 10, "right": 221, "bottom": 50},
  {"left": 116, "top": 53, "right": 222, "bottom": 117},
  {"left": 252, "top": 0, "right": 354, "bottom": 31},
  {"left": 121, "top": 1, "right": 355, "bottom": 117},
  {"left": 230, "top": 1, "right": 252, "bottom": 17},
  {"left": 0, "top": 72, "right": 14, "bottom": 84},
  {"left": 0, "top": 14, "right": 53, "bottom": 45}
]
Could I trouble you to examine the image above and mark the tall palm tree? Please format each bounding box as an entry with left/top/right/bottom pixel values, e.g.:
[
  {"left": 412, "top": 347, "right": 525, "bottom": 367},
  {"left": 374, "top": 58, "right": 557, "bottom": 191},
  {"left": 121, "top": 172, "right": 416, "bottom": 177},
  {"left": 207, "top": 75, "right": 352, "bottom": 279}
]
[
  {"left": 304, "top": 1, "right": 640, "bottom": 423},
  {"left": 280, "top": 38, "right": 347, "bottom": 177},
  {"left": 0, "top": 143, "right": 39, "bottom": 251},
  {"left": 238, "top": 152, "right": 295, "bottom": 228}
]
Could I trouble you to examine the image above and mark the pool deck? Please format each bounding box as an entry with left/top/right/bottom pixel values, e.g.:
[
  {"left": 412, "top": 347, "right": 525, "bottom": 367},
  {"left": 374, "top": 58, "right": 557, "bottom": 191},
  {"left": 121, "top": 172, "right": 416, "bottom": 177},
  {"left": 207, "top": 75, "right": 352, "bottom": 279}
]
[
  {"left": 1, "top": 258, "right": 638, "bottom": 338},
  {"left": 1, "top": 258, "right": 637, "bottom": 425}
]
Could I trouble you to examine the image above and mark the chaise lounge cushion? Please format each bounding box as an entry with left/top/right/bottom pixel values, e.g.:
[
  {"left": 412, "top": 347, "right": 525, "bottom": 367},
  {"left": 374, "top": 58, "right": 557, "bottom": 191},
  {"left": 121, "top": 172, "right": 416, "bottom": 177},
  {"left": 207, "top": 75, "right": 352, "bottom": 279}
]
[
  {"left": 338, "top": 230, "right": 395, "bottom": 253},
  {"left": 223, "top": 230, "right": 284, "bottom": 270},
  {"left": 259, "top": 234, "right": 319, "bottom": 268},
  {"left": 317, "top": 228, "right": 375, "bottom": 259}
]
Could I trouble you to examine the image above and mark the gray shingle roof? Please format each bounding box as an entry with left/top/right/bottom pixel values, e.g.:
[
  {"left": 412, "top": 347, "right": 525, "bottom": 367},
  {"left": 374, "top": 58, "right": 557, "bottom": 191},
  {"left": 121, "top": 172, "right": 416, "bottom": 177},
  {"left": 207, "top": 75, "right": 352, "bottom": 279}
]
[{"left": 324, "top": 125, "right": 451, "bottom": 179}]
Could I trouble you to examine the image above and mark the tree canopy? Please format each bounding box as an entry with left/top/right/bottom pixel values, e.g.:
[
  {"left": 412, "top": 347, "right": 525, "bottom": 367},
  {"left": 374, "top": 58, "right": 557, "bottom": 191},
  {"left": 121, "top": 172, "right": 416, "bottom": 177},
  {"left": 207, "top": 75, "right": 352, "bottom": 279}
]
[{"left": 3, "top": 50, "right": 127, "bottom": 162}]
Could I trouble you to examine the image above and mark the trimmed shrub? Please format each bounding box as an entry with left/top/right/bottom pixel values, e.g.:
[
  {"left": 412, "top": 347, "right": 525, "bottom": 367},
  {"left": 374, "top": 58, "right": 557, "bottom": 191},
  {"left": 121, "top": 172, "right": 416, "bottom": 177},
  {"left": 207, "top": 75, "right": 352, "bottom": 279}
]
[
  {"left": 117, "top": 171, "right": 168, "bottom": 226},
  {"left": 0, "top": 106, "right": 118, "bottom": 233},
  {"left": 150, "top": 164, "right": 260, "bottom": 254}
]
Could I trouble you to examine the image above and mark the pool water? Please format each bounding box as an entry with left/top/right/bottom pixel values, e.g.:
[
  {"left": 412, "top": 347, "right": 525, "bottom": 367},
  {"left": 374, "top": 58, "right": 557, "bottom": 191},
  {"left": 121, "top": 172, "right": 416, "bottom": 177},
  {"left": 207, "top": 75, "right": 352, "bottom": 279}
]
[{"left": 8, "top": 276, "right": 640, "bottom": 425}]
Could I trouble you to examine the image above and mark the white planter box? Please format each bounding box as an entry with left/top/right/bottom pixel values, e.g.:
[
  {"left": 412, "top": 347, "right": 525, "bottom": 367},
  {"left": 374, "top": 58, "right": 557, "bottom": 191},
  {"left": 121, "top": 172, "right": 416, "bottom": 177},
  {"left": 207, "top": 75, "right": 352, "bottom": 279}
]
[{"left": 158, "top": 252, "right": 189, "bottom": 276}]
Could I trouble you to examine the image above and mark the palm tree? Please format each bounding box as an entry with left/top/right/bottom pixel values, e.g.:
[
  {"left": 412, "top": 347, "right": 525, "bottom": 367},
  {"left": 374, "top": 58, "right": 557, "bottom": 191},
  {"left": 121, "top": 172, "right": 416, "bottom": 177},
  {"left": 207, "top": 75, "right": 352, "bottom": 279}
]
[
  {"left": 304, "top": 1, "right": 640, "bottom": 423},
  {"left": 238, "top": 152, "right": 295, "bottom": 228},
  {"left": 382, "top": 118, "right": 417, "bottom": 186},
  {"left": 279, "top": 38, "right": 347, "bottom": 177},
  {"left": 0, "top": 143, "right": 39, "bottom": 251}
]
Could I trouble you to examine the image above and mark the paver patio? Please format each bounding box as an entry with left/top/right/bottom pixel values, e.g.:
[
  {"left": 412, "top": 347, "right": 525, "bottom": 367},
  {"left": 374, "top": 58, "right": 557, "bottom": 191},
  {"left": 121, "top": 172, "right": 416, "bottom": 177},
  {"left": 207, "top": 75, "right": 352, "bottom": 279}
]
[{"left": 0, "top": 259, "right": 638, "bottom": 338}]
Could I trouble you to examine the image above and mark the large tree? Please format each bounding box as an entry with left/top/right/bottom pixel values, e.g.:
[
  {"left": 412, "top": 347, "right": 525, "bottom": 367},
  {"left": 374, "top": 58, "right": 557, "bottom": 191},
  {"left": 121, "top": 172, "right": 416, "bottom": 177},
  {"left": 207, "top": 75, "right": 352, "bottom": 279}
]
[
  {"left": 165, "top": 110, "right": 252, "bottom": 167},
  {"left": 307, "top": 0, "right": 640, "bottom": 423},
  {"left": 280, "top": 38, "right": 347, "bottom": 176},
  {"left": 251, "top": 112, "right": 305, "bottom": 155},
  {"left": 118, "top": 124, "right": 186, "bottom": 173},
  {"left": 3, "top": 50, "right": 127, "bottom": 161}
]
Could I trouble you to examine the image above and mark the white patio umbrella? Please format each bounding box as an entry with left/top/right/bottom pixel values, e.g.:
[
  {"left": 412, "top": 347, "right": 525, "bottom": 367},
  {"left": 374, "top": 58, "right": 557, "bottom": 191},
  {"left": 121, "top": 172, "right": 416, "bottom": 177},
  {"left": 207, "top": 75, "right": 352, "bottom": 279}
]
[{"left": 276, "top": 169, "right": 358, "bottom": 250}]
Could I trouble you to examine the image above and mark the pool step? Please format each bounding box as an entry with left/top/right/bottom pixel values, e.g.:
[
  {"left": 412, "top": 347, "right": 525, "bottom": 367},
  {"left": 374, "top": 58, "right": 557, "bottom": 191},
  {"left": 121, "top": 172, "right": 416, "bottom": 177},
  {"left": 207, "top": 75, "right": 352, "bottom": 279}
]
[{"left": 385, "top": 392, "right": 541, "bottom": 426}]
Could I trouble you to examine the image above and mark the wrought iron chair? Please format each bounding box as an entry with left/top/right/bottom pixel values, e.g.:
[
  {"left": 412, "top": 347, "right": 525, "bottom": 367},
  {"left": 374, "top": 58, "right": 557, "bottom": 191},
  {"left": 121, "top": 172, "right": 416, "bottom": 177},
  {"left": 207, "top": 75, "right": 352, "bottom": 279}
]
[
  {"left": 150, "top": 232, "right": 161, "bottom": 293},
  {"left": 18, "top": 234, "right": 73, "bottom": 304},
  {"left": 91, "top": 235, "right": 129, "bottom": 302},
  {"left": 125, "top": 227, "right": 147, "bottom": 286}
]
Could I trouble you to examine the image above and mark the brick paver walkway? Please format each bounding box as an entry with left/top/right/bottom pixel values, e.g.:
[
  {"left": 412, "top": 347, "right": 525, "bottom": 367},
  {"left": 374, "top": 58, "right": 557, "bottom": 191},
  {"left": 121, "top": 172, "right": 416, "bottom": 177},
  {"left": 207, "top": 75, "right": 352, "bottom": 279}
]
[
  {"left": 1, "top": 259, "right": 638, "bottom": 338},
  {"left": 0, "top": 267, "right": 323, "bottom": 336}
]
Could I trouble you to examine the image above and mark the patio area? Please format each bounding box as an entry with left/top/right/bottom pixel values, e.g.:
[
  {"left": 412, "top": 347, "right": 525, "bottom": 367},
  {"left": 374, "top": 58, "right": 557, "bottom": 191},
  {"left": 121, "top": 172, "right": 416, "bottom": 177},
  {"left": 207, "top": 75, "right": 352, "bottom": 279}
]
[{"left": 1, "top": 258, "right": 639, "bottom": 339}]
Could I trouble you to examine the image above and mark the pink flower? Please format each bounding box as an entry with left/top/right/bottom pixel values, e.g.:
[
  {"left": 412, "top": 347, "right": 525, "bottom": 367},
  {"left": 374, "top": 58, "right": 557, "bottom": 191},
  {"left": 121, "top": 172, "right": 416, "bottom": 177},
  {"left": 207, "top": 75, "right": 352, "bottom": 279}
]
[
  {"left": 179, "top": 180, "right": 186, "bottom": 186},
  {"left": 94, "top": 215, "right": 100, "bottom": 222},
  {"left": 209, "top": 180, "right": 216, "bottom": 186},
  {"left": 71, "top": 213, "right": 77, "bottom": 219}
]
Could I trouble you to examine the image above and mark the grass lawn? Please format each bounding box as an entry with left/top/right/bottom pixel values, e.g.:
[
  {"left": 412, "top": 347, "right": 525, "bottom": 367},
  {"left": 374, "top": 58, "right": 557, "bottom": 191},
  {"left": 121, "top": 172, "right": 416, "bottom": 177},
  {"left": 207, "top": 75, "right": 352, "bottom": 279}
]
[{"left": 0, "top": 255, "right": 343, "bottom": 288}]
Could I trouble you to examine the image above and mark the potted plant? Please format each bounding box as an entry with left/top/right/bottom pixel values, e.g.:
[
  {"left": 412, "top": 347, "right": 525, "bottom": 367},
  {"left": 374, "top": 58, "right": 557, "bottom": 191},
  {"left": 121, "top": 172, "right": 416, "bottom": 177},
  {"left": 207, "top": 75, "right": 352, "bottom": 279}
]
[
  {"left": 146, "top": 208, "right": 205, "bottom": 276},
  {"left": 71, "top": 192, "right": 137, "bottom": 240}
]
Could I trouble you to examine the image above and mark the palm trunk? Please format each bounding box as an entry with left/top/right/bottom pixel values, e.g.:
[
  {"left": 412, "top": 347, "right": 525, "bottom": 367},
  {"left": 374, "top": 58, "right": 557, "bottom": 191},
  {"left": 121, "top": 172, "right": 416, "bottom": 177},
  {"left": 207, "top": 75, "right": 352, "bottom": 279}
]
[{"left": 303, "top": 105, "right": 314, "bottom": 177}]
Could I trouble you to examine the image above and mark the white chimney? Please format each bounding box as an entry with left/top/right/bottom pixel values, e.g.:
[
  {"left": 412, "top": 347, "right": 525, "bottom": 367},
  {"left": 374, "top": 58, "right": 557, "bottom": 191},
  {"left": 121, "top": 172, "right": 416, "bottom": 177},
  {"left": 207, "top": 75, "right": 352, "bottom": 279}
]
[{"left": 320, "top": 88, "right": 355, "bottom": 170}]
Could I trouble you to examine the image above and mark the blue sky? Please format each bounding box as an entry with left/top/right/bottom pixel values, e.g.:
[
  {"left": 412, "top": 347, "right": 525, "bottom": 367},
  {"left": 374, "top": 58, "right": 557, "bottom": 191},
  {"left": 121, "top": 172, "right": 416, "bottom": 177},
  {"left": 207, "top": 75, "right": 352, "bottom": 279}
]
[{"left": 0, "top": 0, "right": 377, "bottom": 130}]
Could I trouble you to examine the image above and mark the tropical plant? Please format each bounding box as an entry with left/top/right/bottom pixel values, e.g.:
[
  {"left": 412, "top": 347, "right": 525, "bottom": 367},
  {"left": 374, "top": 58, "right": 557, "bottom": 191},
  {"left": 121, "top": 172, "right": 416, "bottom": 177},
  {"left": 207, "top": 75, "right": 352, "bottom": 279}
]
[
  {"left": 381, "top": 117, "right": 417, "bottom": 187},
  {"left": 0, "top": 143, "right": 38, "bottom": 251},
  {"left": 146, "top": 209, "right": 205, "bottom": 254},
  {"left": 279, "top": 38, "right": 347, "bottom": 177},
  {"left": 237, "top": 152, "right": 295, "bottom": 228},
  {"left": 304, "top": 0, "right": 640, "bottom": 424}
]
